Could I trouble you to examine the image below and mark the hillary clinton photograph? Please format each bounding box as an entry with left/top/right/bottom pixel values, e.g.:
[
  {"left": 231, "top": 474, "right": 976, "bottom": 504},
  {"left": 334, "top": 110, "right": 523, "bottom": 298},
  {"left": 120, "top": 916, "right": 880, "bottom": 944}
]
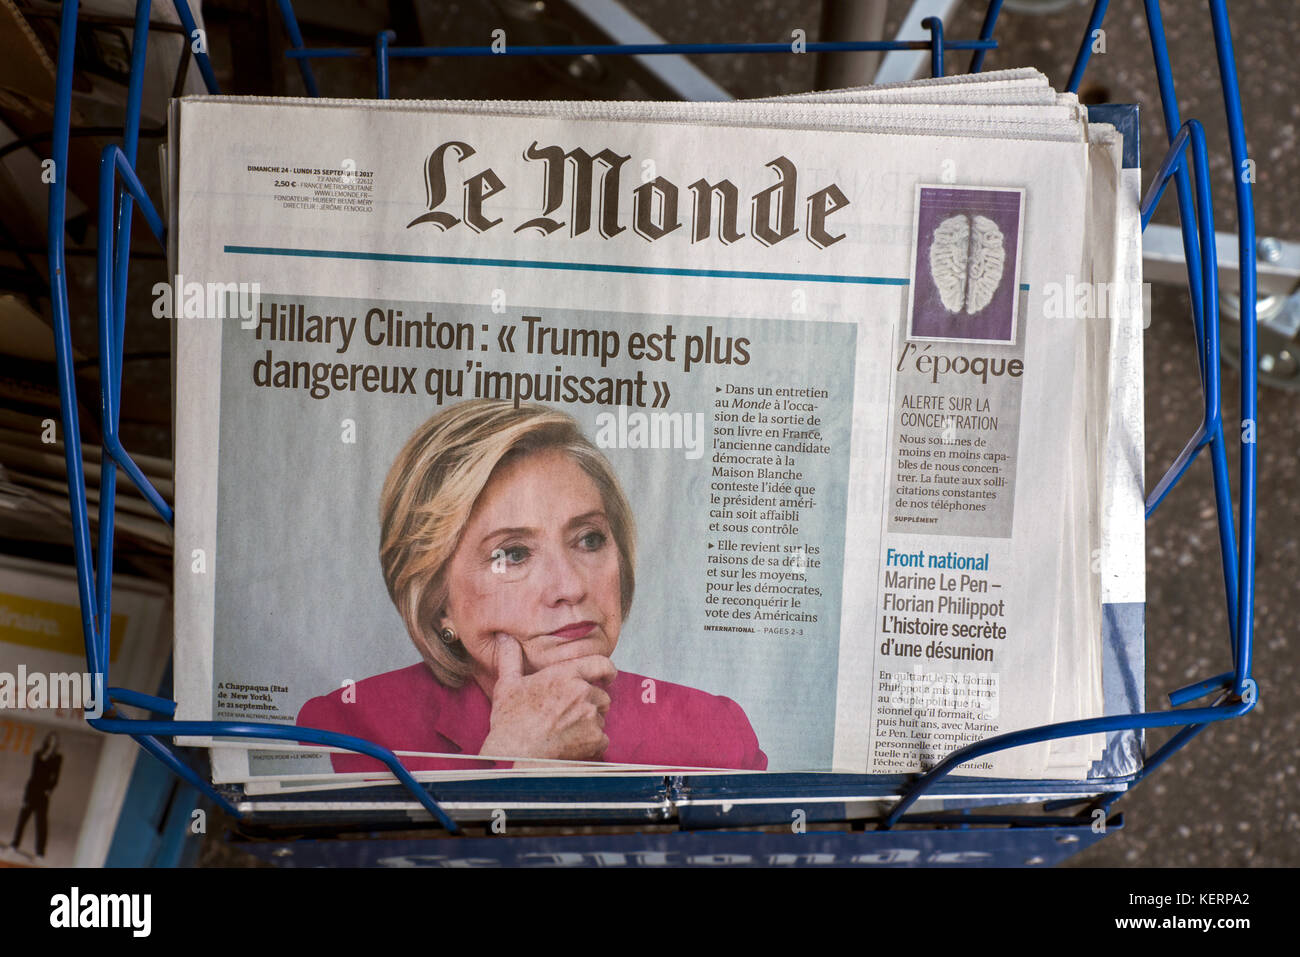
[{"left": 297, "top": 398, "right": 767, "bottom": 772}]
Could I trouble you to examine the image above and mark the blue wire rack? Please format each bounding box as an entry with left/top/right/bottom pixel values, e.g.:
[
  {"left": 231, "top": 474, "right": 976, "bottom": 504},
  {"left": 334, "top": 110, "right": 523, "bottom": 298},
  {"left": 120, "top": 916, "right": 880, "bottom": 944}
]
[{"left": 44, "top": 0, "right": 1258, "bottom": 849}]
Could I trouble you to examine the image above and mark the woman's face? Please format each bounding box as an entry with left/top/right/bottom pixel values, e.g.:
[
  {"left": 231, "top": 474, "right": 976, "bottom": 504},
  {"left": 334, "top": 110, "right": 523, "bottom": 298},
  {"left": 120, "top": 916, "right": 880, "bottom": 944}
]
[{"left": 440, "top": 447, "right": 623, "bottom": 692}]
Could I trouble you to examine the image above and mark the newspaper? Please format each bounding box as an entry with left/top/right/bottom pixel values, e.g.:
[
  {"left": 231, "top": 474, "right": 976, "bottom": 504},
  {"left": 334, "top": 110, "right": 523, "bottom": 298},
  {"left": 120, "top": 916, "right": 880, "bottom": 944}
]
[
  {"left": 0, "top": 555, "right": 171, "bottom": 865},
  {"left": 167, "top": 70, "right": 1140, "bottom": 786}
]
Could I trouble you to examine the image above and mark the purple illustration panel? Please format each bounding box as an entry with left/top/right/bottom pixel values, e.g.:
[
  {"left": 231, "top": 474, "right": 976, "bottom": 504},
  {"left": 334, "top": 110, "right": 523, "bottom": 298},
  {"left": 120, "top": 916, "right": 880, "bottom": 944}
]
[{"left": 907, "top": 186, "right": 1025, "bottom": 344}]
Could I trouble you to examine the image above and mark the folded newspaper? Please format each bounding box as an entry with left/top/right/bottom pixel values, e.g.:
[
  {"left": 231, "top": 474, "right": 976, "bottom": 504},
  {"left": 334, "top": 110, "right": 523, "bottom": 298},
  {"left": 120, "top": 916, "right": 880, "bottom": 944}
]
[{"left": 166, "top": 68, "right": 1145, "bottom": 793}]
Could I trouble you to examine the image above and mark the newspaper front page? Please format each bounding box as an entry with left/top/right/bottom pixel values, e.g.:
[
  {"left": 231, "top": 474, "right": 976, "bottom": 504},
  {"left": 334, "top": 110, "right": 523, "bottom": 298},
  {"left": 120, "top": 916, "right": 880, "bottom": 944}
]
[{"left": 170, "top": 90, "right": 1117, "bottom": 782}]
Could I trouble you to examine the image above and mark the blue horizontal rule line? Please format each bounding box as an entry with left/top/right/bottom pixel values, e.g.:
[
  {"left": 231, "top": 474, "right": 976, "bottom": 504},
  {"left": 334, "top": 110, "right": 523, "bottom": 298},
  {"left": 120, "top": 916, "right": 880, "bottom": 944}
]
[
  {"left": 224, "top": 245, "right": 1031, "bottom": 290},
  {"left": 223, "top": 245, "right": 910, "bottom": 285}
]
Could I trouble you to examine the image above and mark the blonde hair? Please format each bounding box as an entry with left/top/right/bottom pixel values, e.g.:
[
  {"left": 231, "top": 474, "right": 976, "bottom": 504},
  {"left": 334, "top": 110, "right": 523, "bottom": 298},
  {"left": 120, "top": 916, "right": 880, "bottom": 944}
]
[{"left": 379, "top": 400, "right": 636, "bottom": 686}]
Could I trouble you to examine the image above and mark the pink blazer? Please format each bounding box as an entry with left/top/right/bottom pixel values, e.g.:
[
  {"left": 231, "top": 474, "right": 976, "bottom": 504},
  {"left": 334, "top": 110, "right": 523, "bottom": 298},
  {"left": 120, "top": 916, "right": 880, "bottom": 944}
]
[{"left": 297, "top": 663, "right": 767, "bottom": 773}]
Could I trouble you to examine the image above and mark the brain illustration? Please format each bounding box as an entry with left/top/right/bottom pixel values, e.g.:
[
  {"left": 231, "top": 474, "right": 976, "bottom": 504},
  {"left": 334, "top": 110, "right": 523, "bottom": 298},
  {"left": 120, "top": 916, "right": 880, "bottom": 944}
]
[{"left": 927, "top": 213, "right": 1006, "bottom": 315}]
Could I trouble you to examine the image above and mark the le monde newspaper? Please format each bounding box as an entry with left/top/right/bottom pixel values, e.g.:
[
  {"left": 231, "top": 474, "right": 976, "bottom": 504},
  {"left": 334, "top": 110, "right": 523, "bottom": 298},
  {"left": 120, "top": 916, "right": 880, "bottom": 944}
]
[{"left": 167, "top": 70, "right": 1144, "bottom": 790}]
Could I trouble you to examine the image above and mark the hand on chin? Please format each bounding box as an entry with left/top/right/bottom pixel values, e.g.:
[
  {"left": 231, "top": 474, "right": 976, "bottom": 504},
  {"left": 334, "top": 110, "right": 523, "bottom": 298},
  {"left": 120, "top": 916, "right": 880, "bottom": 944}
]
[{"left": 508, "top": 631, "right": 615, "bottom": 679}]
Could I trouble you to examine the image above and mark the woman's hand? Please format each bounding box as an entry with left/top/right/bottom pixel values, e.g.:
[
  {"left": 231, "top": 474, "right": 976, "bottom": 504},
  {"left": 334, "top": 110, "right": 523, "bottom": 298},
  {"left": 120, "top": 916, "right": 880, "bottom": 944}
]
[{"left": 479, "top": 635, "right": 615, "bottom": 762}]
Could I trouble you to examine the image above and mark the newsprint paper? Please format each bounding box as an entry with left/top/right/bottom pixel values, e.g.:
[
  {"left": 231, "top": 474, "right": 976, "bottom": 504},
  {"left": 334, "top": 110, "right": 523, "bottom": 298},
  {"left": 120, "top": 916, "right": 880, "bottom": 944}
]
[{"left": 168, "top": 73, "right": 1142, "bottom": 787}]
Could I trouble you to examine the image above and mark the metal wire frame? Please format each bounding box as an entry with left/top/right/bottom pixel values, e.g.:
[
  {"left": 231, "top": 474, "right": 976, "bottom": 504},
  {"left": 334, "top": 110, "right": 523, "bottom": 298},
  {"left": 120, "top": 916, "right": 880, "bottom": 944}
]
[{"left": 43, "top": 0, "right": 1256, "bottom": 837}]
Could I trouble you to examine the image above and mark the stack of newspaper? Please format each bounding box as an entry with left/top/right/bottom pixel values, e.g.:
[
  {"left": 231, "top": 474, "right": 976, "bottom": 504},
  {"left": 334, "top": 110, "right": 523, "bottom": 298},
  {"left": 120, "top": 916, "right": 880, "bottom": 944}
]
[{"left": 165, "top": 67, "right": 1145, "bottom": 798}]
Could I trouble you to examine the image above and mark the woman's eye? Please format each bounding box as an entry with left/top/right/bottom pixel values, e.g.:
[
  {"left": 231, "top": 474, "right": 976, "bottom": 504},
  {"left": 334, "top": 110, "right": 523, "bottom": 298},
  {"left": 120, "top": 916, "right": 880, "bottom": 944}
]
[
  {"left": 492, "top": 545, "right": 530, "bottom": 567},
  {"left": 577, "top": 530, "right": 607, "bottom": 551}
]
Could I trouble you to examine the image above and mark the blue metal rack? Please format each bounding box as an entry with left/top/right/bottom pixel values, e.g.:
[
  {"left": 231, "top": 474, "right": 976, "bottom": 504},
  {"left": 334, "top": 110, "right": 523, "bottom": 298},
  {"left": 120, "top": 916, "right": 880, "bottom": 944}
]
[{"left": 43, "top": 0, "right": 1258, "bottom": 859}]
